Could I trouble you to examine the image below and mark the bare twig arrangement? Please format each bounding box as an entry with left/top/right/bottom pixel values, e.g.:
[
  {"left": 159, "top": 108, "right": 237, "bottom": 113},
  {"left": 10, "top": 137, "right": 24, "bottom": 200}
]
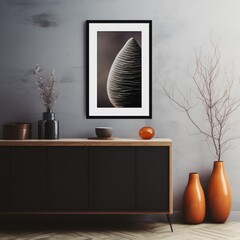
[
  {"left": 33, "top": 64, "right": 59, "bottom": 112},
  {"left": 162, "top": 42, "right": 240, "bottom": 161}
]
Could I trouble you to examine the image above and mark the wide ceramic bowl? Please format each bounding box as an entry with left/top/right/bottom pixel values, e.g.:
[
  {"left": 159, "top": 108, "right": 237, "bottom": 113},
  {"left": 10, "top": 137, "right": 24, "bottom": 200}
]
[{"left": 95, "top": 127, "right": 113, "bottom": 138}]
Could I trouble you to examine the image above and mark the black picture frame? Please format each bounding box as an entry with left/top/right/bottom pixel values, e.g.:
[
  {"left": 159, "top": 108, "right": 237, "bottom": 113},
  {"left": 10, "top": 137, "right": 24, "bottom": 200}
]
[{"left": 86, "top": 20, "right": 152, "bottom": 119}]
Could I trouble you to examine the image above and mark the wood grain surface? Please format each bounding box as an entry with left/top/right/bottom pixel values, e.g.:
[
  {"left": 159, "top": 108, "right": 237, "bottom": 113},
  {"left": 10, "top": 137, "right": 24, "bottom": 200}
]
[{"left": 0, "top": 138, "right": 172, "bottom": 147}]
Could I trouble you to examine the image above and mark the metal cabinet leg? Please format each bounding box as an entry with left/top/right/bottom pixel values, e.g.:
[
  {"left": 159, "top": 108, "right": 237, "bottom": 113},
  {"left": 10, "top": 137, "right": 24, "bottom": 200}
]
[{"left": 166, "top": 214, "right": 173, "bottom": 232}]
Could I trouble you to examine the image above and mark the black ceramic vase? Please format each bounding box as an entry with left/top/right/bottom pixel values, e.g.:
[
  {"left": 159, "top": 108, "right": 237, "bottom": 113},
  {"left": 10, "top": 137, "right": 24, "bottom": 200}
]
[{"left": 38, "top": 110, "right": 59, "bottom": 139}]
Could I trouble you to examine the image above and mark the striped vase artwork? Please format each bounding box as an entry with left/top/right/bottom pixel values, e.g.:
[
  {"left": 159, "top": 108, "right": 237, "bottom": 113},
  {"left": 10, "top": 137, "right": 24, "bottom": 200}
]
[{"left": 107, "top": 37, "right": 142, "bottom": 108}]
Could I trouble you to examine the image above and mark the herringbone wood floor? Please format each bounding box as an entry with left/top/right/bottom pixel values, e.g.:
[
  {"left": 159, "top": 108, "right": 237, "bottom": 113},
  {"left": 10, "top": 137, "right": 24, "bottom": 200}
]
[{"left": 0, "top": 220, "right": 240, "bottom": 240}]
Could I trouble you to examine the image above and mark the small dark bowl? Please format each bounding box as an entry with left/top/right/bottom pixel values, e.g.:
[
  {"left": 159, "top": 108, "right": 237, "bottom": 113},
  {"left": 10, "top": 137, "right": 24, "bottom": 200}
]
[{"left": 95, "top": 127, "right": 113, "bottom": 138}]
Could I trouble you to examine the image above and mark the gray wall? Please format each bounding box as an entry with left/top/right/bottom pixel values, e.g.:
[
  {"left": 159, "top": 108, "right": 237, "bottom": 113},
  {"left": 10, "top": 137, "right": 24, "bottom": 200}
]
[{"left": 1, "top": 0, "right": 240, "bottom": 216}]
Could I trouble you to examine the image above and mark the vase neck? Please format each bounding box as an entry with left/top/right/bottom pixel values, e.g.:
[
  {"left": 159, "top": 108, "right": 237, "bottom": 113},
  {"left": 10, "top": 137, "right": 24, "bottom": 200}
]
[
  {"left": 43, "top": 111, "right": 55, "bottom": 120},
  {"left": 212, "top": 161, "right": 225, "bottom": 175},
  {"left": 188, "top": 172, "right": 200, "bottom": 183},
  {"left": 213, "top": 161, "right": 224, "bottom": 168}
]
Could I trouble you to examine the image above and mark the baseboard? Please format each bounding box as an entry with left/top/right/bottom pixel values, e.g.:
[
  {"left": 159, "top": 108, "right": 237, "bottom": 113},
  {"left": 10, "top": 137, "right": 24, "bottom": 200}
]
[
  {"left": 228, "top": 211, "right": 240, "bottom": 221},
  {"left": 171, "top": 211, "right": 240, "bottom": 223},
  {"left": 171, "top": 211, "right": 182, "bottom": 222},
  {"left": 0, "top": 211, "right": 237, "bottom": 224}
]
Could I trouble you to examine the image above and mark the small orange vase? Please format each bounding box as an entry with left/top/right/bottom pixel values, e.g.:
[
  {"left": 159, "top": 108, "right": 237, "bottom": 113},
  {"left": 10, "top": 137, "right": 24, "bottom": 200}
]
[
  {"left": 183, "top": 172, "right": 206, "bottom": 224},
  {"left": 207, "top": 161, "right": 232, "bottom": 223},
  {"left": 139, "top": 126, "right": 155, "bottom": 139}
]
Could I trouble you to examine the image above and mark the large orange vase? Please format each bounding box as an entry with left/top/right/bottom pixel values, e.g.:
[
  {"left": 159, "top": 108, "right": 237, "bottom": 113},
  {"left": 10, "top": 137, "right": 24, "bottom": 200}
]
[
  {"left": 207, "top": 161, "right": 232, "bottom": 223},
  {"left": 183, "top": 172, "right": 206, "bottom": 224}
]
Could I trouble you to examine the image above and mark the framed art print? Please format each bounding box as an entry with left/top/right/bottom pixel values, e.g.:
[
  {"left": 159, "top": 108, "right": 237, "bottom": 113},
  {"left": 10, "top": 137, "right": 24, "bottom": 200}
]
[{"left": 86, "top": 20, "right": 152, "bottom": 118}]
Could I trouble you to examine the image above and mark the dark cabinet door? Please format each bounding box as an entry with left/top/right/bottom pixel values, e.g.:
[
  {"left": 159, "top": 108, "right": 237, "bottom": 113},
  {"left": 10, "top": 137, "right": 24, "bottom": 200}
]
[
  {"left": 93, "top": 147, "right": 135, "bottom": 211},
  {"left": 13, "top": 147, "right": 47, "bottom": 211},
  {"left": 48, "top": 147, "right": 89, "bottom": 211},
  {"left": 136, "top": 147, "right": 169, "bottom": 211},
  {"left": 0, "top": 147, "right": 12, "bottom": 211}
]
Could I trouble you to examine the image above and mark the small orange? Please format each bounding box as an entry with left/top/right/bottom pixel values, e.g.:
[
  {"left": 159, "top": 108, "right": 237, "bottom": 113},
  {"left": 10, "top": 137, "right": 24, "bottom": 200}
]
[{"left": 139, "top": 126, "right": 155, "bottom": 139}]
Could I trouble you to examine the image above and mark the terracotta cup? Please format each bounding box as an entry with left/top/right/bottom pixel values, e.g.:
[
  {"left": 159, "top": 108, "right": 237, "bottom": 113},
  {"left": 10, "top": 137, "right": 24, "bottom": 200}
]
[{"left": 3, "top": 123, "right": 32, "bottom": 140}]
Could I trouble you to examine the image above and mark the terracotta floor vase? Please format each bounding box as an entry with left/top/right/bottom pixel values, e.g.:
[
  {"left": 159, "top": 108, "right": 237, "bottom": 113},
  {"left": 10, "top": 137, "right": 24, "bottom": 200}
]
[
  {"left": 183, "top": 172, "right": 206, "bottom": 224},
  {"left": 207, "top": 161, "right": 232, "bottom": 223}
]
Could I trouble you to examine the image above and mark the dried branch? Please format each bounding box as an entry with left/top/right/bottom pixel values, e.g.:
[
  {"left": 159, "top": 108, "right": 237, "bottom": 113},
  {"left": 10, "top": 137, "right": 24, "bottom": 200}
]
[
  {"left": 162, "top": 42, "right": 240, "bottom": 161},
  {"left": 33, "top": 64, "right": 59, "bottom": 112}
]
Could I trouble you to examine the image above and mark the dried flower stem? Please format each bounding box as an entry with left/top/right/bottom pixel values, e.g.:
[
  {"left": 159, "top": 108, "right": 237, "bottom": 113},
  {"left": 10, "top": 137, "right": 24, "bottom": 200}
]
[{"left": 33, "top": 64, "right": 59, "bottom": 111}]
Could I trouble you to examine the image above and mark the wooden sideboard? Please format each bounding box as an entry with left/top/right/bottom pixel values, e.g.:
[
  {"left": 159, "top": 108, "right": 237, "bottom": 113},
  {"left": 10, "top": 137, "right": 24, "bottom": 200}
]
[{"left": 0, "top": 138, "right": 173, "bottom": 231}]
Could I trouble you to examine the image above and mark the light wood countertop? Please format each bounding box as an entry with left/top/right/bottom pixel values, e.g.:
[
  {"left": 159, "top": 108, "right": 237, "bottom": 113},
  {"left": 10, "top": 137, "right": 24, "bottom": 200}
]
[{"left": 0, "top": 138, "right": 172, "bottom": 147}]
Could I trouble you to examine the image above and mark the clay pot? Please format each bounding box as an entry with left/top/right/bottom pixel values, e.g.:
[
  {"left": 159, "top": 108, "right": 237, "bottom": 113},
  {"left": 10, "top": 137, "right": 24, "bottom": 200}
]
[
  {"left": 3, "top": 123, "right": 32, "bottom": 140},
  {"left": 183, "top": 172, "right": 206, "bottom": 224},
  {"left": 207, "top": 161, "right": 232, "bottom": 223},
  {"left": 139, "top": 126, "right": 155, "bottom": 140}
]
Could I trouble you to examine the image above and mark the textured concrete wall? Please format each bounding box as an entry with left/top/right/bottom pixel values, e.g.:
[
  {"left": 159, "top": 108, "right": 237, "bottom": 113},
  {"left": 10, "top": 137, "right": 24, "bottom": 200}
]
[{"left": 1, "top": 0, "right": 240, "bottom": 215}]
